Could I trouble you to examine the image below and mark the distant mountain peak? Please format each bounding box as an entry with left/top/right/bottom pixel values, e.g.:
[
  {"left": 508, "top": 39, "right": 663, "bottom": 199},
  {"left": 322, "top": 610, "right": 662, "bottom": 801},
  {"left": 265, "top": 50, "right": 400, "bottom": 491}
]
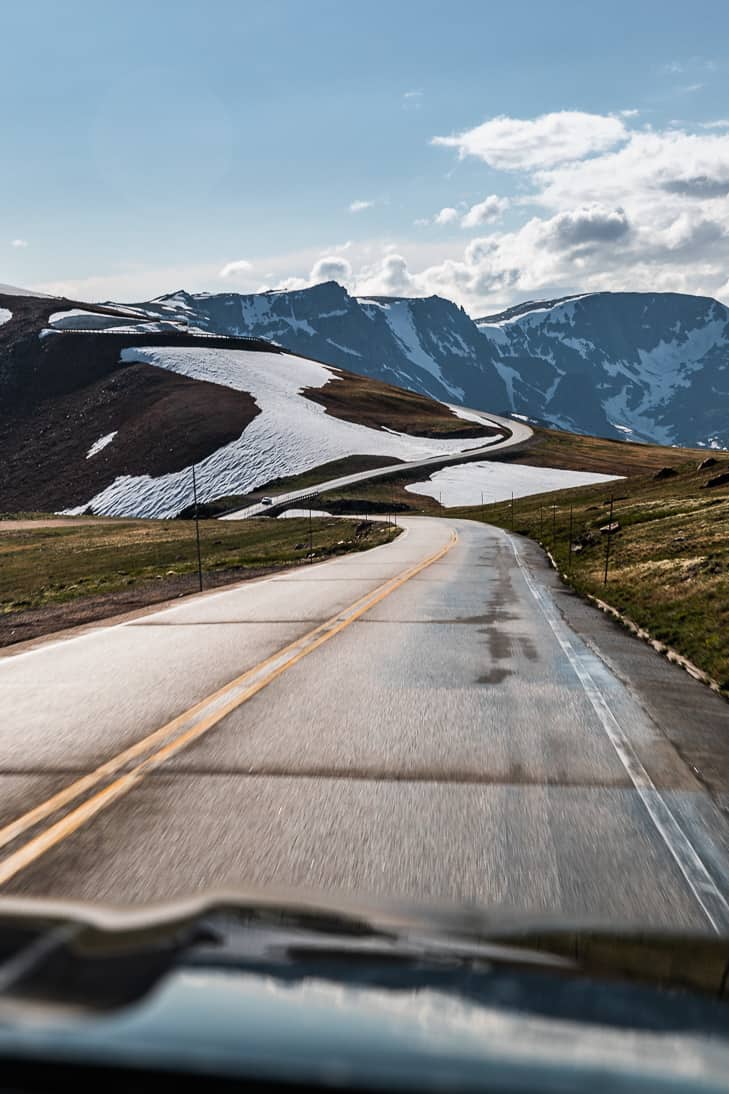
[{"left": 128, "top": 284, "right": 729, "bottom": 449}]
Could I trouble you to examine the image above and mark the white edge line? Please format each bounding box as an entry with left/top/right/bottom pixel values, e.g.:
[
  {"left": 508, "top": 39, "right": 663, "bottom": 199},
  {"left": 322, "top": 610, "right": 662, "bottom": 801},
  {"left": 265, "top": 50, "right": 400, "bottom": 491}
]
[{"left": 509, "top": 533, "right": 729, "bottom": 934}]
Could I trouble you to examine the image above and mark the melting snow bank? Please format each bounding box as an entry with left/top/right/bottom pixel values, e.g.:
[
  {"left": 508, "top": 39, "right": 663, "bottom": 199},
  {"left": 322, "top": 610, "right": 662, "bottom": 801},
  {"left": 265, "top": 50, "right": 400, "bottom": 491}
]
[
  {"left": 86, "top": 431, "right": 117, "bottom": 459},
  {"left": 0, "top": 308, "right": 11, "bottom": 326},
  {"left": 64, "top": 346, "right": 503, "bottom": 519},
  {"left": 277, "top": 509, "right": 332, "bottom": 519},
  {"left": 406, "top": 462, "right": 622, "bottom": 507}
]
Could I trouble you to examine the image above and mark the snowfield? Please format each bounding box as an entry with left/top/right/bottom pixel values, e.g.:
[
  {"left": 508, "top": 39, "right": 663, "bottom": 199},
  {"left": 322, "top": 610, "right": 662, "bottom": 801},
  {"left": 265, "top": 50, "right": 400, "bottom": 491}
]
[
  {"left": 86, "top": 431, "right": 117, "bottom": 459},
  {"left": 0, "top": 308, "right": 11, "bottom": 326},
  {"left": 46, "top": 309, "right": 198, "bottom": 335},
  {"left": 406, "top": 461, "right": 622, "bottom": 508},
  {"left": 65, "top": 346, "right": 504, "bottom": 519},
  {"left": 278, "top": 509, "right": 331, "bottom": 519}
]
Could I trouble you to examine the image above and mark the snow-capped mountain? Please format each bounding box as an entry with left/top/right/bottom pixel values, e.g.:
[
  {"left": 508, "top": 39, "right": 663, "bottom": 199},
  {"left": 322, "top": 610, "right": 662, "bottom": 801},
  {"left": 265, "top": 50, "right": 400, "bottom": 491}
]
[
  {"left": 136, "top": 282, "right": 511, "bottom": 410},
  {"left": 476, "top": 292, "right": 729, "bottom": 448},
  {"left": 0, "top": 287, "right": 498, "bottom": 518},
  {"left": 136, "top": 284, "right": 729, "bottom": 448}
]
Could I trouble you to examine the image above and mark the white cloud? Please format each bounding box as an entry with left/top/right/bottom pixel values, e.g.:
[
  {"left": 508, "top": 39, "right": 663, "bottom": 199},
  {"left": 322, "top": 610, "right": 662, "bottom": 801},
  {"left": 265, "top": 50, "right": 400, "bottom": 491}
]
[
  {"left": 433, "top": 110, "right": 627, "bottom": 170},
  {"left": 357, "top": 253, "right": 420, "bottom": 297},
  {"left": 219, "top": 258, "right": 253, "bottom": 279},
  {"left": 10, "top": 238, "right": 28, "bottom": 248},
  {"left": 434, "top": 207, "right": 459, "bottom": 225},
  {"left": 349, "top": 199, "right": 374, "bottom": 213},
  {"left": 404, "top": 89, "right": 423, "bottom": 99},
  {"left": 38, "top": 111, "right": 729, "bottom": 317},
  {"left": 461, "top": 195, "right": 509, "bottom": 228},
  {"left": 702, "top": 119, "right": 729, "bottom": 129},
  {"left": 309, "top": 255, "right": 352, "bottom": 285}
]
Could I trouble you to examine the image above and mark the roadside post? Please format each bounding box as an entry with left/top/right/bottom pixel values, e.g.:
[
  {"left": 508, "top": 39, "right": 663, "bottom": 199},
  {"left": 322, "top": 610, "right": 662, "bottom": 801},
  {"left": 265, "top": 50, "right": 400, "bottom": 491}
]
[
  {"left": 539, "top": 505, "right": 543, "bottom": 541},
  {"left": 191, "top": 464, "right": 203, "bottom": 593},
  {"left": 511, "top": 492, "right": 515, "bottom": 531},
  {"left": 603, "top": 495, "right": 614, "bottom": 585},
  {"left": 552, "top": 504, "right": 557, "bottom": 542},
  {"left": 481, "top": 491, "right": 484, "bottom": 522},
  {"left": 309, "top": 505, "right": 313, "bottom": 557},
  {"left": 568, "top": 504, "right": 574, "bottom": 573}
]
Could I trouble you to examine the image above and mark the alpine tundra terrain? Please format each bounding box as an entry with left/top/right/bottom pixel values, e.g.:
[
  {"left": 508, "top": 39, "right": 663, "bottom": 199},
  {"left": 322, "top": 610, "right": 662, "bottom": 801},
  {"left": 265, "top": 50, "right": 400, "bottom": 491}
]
[
  {"left": 1, "top": 280, "right": 728, "bottom": 932},
  {"left": 0, "top": 285, "right": 514, "bottom": 518},
  {"left": 134, "top": 282, "right": 729, "bottom": 449}
]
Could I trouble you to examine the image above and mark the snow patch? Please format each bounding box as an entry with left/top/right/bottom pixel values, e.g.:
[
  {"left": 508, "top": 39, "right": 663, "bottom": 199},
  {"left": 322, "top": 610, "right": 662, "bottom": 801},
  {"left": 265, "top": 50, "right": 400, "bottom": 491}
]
[
  {"left": 0, "top": 308, "right": 11, "bottom": 326},
  {"left": 277, "top": 509, "right": 331, "bottom": 519},
  {"left": 406, "top": 461, "right": 621, "bottom": 508},
  {"left": 383, "top": 301, "right": 464, "bottom": 400},
  {"left": 65, "top": 347, "right": 495, "bottom": 519},
  {"left": 86, "top": 431, "right": 117, "bottom": 459}
]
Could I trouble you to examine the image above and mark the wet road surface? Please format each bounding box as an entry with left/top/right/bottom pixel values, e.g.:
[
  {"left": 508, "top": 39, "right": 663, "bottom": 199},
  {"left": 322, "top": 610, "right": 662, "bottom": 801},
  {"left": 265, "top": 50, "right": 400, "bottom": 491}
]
[{"left": 1, "top": 516, "right": 728, "bottom": 930}]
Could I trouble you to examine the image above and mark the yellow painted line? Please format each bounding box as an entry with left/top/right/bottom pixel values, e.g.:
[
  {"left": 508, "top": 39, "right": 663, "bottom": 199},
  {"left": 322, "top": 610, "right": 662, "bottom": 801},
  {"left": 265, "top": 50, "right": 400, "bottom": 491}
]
[{"left": 0, "top": 528, "right": 457, "bottom": 887}]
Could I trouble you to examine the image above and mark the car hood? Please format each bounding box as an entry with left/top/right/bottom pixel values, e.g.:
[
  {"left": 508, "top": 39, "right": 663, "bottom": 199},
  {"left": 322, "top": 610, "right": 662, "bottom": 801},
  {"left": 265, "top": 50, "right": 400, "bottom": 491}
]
[{"left": 0, "top": 888, "right": 727, "bottom": 1091}]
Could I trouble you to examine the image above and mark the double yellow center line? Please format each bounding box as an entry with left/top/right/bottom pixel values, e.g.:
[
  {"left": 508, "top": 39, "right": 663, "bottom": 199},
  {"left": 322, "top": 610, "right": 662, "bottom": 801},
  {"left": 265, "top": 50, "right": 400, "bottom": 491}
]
[{"left": 0, "top": 529, "right": 458, "bottom": 887}]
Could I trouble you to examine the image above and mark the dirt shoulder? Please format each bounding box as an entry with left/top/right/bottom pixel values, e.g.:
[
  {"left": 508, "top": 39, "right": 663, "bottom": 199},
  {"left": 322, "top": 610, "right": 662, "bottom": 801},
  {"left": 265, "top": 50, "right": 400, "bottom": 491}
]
[{"left": 0, "top": 515, "right": 399, "bottom": 649}]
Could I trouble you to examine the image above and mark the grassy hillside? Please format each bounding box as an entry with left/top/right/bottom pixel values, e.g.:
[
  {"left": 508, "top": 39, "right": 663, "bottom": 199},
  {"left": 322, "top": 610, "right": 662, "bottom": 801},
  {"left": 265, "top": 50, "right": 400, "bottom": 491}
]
[
  {"left": 0, "top": 515, "right": 398, "bottom": 647},
  {"left": 303, "top": 369, "right": 497, "bottom": 438}
]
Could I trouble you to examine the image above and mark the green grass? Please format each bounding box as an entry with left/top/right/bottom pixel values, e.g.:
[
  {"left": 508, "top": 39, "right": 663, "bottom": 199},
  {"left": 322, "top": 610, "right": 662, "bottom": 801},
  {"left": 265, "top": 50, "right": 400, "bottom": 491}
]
[
  {"left": 447, "top": 459, "right": 729, "bottom": 694},
  {"left": 0, "top": 516, "right": 399, "bottom": 614}
]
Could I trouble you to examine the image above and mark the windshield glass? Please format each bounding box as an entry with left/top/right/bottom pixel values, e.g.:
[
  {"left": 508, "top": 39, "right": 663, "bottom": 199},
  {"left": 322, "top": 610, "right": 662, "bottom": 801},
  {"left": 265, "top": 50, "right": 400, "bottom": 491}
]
[{"left": 1, "top": 0, "right": 728, "bottom": 956}]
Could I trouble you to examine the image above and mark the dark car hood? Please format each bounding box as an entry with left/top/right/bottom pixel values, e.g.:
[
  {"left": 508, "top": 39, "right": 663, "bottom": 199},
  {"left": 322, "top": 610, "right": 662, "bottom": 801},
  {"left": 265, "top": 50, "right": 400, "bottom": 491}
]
[{"left": 0, "top": 888, "right": 728, "bottom": 1091}]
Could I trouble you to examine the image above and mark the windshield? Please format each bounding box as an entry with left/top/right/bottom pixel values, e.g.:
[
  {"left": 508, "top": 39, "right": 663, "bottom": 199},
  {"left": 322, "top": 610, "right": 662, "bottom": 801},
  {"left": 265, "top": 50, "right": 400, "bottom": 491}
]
[{"left": 2, "top": 0, "right": 729, "bottom": 960}]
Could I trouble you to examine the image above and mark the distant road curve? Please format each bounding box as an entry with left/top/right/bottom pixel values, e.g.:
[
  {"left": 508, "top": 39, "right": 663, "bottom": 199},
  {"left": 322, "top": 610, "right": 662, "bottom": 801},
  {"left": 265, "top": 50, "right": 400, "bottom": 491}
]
[{"left": 221, "top": 410, "right": 532, "bottom": 521}]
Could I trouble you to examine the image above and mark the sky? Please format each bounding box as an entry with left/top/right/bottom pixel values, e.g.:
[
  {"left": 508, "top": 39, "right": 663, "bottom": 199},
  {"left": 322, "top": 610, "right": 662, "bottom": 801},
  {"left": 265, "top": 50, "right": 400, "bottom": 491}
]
[{"left": 3, "top": 0, "right": 729, "bottom": 314}]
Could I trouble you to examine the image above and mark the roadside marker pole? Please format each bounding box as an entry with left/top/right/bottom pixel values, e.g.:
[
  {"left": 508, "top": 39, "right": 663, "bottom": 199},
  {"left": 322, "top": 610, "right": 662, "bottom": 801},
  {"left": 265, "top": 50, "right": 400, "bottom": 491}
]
[
  {"left": 539, "top": 505, "right": 543, "bottom": 540},
  {"left": 568, "top": 503, "right": 574, "bottom": 573},
  {"left": 191, "top": 464, "right": 203, "bottom": 593},
  {"left": 481, "top": 491, "right": 484, "bottom": 523},
  {"left": 511, "top": 492, "right": 515, "bottom": 531},
  {"left": 309, "top": 505, "right": 313, "bottom": 557},
  {"left": 552, "top": 504, "right": 557, "bottom": 542},
  {"left": 603, "top": 495, "right": 614, "bottom": 586}
]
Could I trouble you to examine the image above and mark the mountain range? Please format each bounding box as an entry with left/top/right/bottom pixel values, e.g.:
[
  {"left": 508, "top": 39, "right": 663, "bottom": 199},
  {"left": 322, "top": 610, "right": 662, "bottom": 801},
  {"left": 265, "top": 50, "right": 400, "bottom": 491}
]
[
  {"left": 0, "top": 288, "right": 497, "bottom": 517},
  {"left": 132, "top": 284, "right": 729, "bottom": 449}
]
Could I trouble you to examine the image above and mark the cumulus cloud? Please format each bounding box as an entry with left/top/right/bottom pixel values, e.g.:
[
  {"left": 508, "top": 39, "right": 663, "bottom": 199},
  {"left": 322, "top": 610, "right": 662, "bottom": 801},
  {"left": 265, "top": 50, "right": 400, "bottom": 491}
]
[
  {"left": 219, "top": 258, "right": 252, "bottom": 279},
  {"left": 461, "top": 195, "right": 509, "bottom": 228},
  {"left": 661, "top": 174, "right": 729, "bottom": 198},
  {"left": 434, "top": 207, "right": 459, "bottom": 225},
  {"left": 433, "top": 110, "right": 627, "bottom": 170},
  {"left": 357, "top": 253, "right": 420, "bottom": 296},
  {"left": 349, "top": 199, "right": 374, "bottom": 213},
  {"left": 309, "top": 255, "right": 353, "bottom": 285},
  {"left": 10, "top": 238, "right": 28, "bottom": 248},
  {"left": 540, "top": 204, "right": 631, "bottom": 249},
  {"left": 249, "top": 112, "right": 729, "bottom": 314}
]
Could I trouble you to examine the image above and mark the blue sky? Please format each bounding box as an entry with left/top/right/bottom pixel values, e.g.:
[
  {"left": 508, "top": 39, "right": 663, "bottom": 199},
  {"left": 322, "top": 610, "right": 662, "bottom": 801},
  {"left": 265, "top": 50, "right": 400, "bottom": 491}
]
[{"left": 3, "top": 0, "right": 729, "bottom": 311}]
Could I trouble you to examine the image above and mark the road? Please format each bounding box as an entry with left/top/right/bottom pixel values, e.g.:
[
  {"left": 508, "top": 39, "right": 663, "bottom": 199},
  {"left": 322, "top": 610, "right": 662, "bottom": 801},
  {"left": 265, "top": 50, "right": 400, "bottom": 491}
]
[
  {"left": 221, "top": 410, "right": 532, "bottom": 519},
  {"left": 1, "top": 515, "right": 729, "bottom": 931}
]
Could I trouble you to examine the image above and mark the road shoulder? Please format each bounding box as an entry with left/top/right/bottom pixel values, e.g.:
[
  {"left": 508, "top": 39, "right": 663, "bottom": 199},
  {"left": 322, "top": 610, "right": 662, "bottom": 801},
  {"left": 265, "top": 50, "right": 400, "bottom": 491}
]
[{"left": 514, "top": 534, "right": 729, "bottom": 813}]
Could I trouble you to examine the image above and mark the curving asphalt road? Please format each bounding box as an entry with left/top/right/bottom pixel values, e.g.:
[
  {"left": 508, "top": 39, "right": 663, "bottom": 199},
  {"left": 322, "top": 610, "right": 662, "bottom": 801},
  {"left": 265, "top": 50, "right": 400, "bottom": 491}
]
[
  {"left": 1, "top": 514, "right": 728, "bottom": 931},
  {"left": 221, "top": 410, "right": 532, "bottom": 520}
]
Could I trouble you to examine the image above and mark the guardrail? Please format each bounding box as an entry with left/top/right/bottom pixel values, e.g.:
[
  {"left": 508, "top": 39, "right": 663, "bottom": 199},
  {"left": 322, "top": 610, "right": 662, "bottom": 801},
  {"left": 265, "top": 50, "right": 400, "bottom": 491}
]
[
  {"left": 217, "top": 489, "right": 323, "bottom": 520},
  {"left": 46, "top": 328, "right": 279, "bottom": 351}
]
